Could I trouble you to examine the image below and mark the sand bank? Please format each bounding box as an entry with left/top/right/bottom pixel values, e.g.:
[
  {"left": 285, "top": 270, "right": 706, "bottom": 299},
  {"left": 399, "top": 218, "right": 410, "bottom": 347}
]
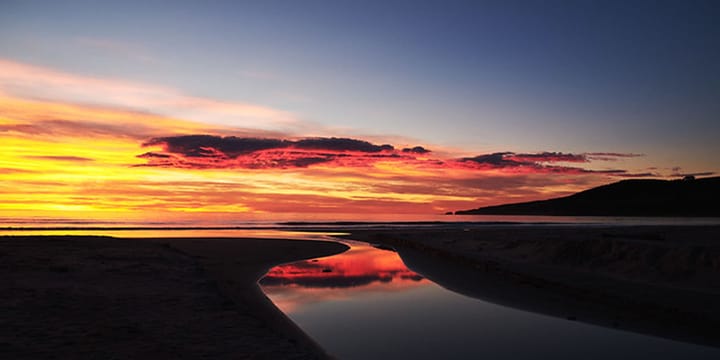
[
  {"left": 342, "top": 225, "right": 720, "bottom": 347},
  {"left": 0, "top": 236, "right": 348, "bottom": 359}
]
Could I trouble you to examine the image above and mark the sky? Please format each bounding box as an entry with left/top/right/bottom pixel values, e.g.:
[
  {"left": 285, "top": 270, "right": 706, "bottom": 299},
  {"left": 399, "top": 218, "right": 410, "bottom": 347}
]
[{"left": 1, "top": 0, "right": 718, "bottom": 220}]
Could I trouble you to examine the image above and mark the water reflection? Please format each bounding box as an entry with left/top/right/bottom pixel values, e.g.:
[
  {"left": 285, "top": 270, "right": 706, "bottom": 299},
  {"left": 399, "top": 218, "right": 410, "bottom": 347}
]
[
  {"left": 260, "top": 241, "right": 428, "bottom": 312},
  {"left": 261, "top": 240, "right": 720, "bottom": 360}
]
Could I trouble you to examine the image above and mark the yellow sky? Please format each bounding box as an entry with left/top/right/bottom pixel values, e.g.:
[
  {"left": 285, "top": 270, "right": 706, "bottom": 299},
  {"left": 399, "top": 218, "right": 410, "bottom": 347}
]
[{"left": 2, "top": 93, "right": 621, "bottom": 220}]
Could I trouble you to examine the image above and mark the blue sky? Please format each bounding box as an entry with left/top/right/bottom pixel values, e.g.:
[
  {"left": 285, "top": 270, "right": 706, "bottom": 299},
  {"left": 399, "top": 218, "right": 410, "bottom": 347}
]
[{"left": 1, "top": 0, "right": 719, "bottom": 170}]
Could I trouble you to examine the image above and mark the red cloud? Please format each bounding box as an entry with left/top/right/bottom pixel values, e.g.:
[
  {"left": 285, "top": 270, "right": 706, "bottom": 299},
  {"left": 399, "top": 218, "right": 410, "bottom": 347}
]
[
  {"left": 137, "top": 135, "right": 680, "bottom": 179},
  {"left": 139, "top": 135, "right": 423, "bottom": 169}
]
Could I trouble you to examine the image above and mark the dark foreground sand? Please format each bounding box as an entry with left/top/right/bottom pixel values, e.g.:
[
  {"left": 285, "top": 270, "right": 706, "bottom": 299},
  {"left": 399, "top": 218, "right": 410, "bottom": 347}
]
[{"left": 0, "top": 236, "right": 348, "bottom": 359}]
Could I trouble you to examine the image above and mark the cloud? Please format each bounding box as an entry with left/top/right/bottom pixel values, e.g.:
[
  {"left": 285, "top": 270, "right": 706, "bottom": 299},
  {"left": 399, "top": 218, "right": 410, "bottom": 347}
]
[
  {"left": 0, "top": 95, "right": 275, "bottom": 141},
  {"left": 136, "top": 152, "right": 172, "bottom": 159},
  {"left": 402, "top": 146, "right": 431, "bottom": 154},
  {"left": 24, "top": 155, "right": 94, "bottom": 162},
  {"left": 294, "top": 138, "right": 394, "bottom": 152},
  {"left": 137, "top": 135, "right": 660, "bottom": 180},
  {"left": 460, "top": 152, "right": 518, "bottom": 167},
  {"left": 0, "top": 119, "right": 157, "bottom": 140},
  {"left": 612, "top": 172, "right": 658, "bottom": 178},
  {"left": 586, "top": 152, "right": 644, "bottom": 161},
  {"left": 144, "top": 135, "right": 397, "bottom": 158},
  {"left": 667, "top": 166, "right": 715, "bottom": 178},
  {"left": 144, "top": 135, "right": 285, "bottom": 157},
  {"left": 140, "top": 135, "right": 416, "bottom": 169},
  {"left": 456, "top": 151, "right": 647, "bottom": 176},
  {"left": 507, "top": 151, "right": 587, "bottom": 163},
  {"left": 671, "top": 171, "right": 715, "bottom": 178},
  {"left": 462, "top": 151, "right": 640, "bottom": 166},
  {"left": 587, "top": 152, "right": 644, "bottom": 157},
  {"left": 0, "top": 58, "right": 297, "bottom": 130}
]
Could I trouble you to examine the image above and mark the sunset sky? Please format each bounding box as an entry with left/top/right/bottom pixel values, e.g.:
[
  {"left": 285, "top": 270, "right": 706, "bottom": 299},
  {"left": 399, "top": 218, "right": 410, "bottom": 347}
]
[{"left": 1, "top": 1, "right": 718, "bottom": 220}]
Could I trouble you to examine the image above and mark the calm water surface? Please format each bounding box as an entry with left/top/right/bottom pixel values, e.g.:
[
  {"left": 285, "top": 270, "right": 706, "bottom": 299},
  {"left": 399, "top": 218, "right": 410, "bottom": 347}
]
[{"left": 261, "top": 240, "right": 720, "bottom": 360}]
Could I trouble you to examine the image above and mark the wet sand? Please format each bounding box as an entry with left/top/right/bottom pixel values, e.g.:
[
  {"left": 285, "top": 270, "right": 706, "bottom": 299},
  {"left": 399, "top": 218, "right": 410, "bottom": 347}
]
[
  {"left": 342, "top": 225, "right": 720, "bottom": 347},
  {"left": 0, "top": 236, "right": 348, "bottom": 359}
]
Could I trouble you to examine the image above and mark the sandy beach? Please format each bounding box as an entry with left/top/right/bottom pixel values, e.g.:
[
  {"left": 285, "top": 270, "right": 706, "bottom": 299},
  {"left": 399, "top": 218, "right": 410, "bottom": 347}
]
[
  {"left": 0, "top": 235, "right": 347, "bottom": 359},
  {"left": 345, "top": 225, "right": 720, "bottom": 293},
  {"left": 3, "top": 225, "right": 720, "bottom": 358}
]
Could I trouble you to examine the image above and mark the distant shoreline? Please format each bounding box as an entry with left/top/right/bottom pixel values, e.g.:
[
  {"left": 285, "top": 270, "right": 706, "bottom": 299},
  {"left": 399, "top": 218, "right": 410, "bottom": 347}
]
[{"left": 455, "top": 177, "right": 720, "bottom": 217}]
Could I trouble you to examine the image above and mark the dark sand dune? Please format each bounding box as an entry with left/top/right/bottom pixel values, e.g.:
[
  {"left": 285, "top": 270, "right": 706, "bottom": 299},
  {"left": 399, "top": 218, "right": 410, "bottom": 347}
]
[{"left": 0, "top": 236, "right": 348, "bottom": 359}]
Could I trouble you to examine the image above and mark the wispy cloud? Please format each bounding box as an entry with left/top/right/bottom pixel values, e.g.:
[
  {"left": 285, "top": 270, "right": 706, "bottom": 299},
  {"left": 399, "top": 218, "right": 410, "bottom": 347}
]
[
  {"left": 0, "top": 95, "right": 228, "bottom": 140},
  {"left": 24, "top": 155, "right": 94, "bottom": 162},
  {"left": 455, "top": 151, "right": 643, "bottom": 176},
  {"left": 586, "top": 152, "right": 644, "bottom": 161},
  {"left": 0, "top": 58, "right": 298, "bottom": 130},
  {"left": 669, "top": 167, "right": 715, "bottom": 178},
  {"left": 506, "top": 152, "right": 588, "bottom": 163}
]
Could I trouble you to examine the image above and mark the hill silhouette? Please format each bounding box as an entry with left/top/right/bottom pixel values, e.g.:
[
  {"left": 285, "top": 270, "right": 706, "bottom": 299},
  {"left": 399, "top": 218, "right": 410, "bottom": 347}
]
[{"left": 455, "top": 177, "right": 720, "bottom": 217}]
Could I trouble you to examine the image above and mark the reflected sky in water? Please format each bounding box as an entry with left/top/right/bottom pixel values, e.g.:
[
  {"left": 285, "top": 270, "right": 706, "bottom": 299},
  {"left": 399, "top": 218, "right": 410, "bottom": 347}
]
[
  {"left": 261, "top": 240, "right": 720, "bottom": 360},
  {"left": 261, "top": 240, "right": 428, "bottom": 312}
]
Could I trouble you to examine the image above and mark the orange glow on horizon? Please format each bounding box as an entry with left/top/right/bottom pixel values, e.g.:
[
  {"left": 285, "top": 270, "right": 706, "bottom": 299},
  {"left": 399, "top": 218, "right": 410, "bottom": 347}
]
[{"left": 0, "top": 91, "right": 644, "bottom": 221}]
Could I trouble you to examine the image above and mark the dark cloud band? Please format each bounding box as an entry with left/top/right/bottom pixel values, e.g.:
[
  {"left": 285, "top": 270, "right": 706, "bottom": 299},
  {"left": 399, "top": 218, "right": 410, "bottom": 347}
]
[
  {"left": 138, "top": 134, "right": 664, "bottom": 177},
  {"left": 140, "top": 135, "right": 423, "bottom": 169}
]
